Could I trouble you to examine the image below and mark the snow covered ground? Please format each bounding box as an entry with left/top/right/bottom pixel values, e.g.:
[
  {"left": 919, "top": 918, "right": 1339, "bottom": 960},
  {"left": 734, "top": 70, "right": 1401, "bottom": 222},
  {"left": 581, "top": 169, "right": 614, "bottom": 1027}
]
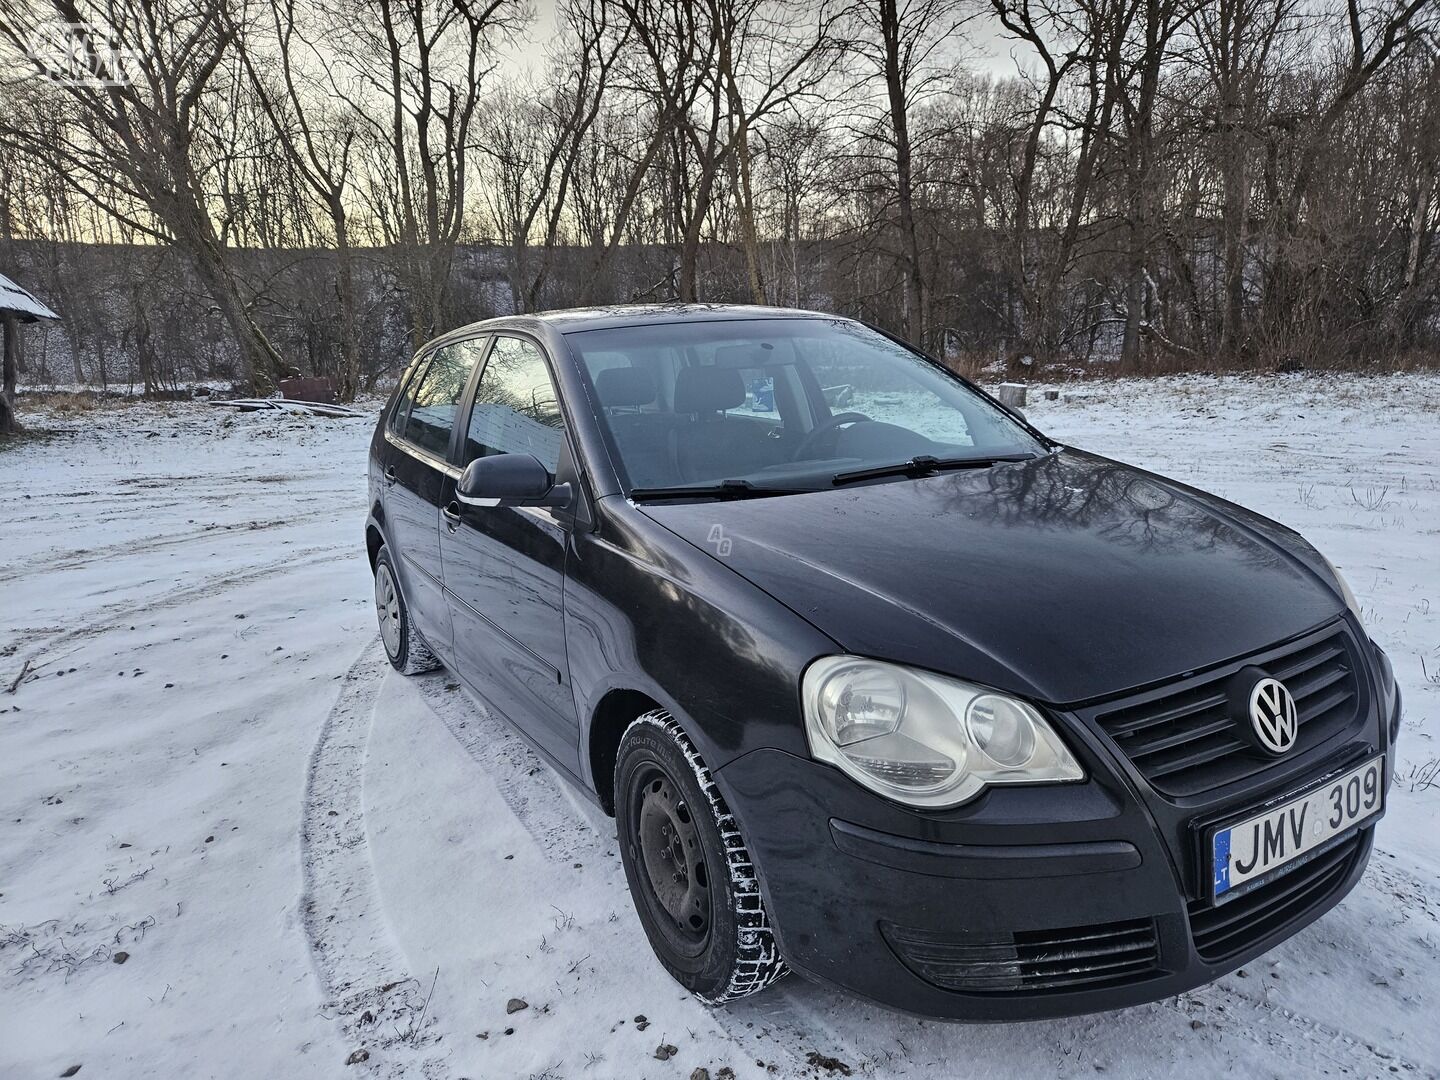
[{"left": 2, "top": 374, "right": 1438, "bottom": 1080}]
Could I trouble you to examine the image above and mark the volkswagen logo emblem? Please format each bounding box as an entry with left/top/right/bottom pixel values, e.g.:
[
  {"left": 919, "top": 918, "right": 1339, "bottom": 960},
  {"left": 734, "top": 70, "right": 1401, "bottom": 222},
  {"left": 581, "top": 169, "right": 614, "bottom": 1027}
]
[{"left": 1249, "top": 677, "right": 1298, "bottom": 754}]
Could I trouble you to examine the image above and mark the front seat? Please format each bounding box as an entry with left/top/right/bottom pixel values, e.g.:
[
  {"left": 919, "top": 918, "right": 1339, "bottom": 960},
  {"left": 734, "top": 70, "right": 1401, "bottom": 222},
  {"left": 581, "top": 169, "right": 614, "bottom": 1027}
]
[
  {"left": 594, "top": 366, "right": 675, "bottom": 488},
  {"left": 668, "top": 366, "right": 778, "bottom": 483}
]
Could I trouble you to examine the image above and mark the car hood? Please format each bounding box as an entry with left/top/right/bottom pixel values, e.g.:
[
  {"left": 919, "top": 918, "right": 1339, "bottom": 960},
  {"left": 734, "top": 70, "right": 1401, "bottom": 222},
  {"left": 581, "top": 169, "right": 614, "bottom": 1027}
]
[{"left": 637, "top": 450, "right": 1344, "bottom": 705}]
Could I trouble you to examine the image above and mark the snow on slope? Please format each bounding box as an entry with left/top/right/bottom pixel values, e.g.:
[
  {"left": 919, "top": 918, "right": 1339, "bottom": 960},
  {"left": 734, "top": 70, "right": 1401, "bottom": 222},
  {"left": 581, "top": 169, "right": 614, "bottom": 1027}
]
[{"left": 1, "top": 376, "right": 1437, "bottom": 1079}]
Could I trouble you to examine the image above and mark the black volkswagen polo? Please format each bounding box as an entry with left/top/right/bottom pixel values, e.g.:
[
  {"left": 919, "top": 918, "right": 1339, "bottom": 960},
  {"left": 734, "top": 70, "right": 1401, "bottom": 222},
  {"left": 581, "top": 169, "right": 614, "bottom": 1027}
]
[{"left": 364, "top": 305, "right": 1400, "bottom": 1021}]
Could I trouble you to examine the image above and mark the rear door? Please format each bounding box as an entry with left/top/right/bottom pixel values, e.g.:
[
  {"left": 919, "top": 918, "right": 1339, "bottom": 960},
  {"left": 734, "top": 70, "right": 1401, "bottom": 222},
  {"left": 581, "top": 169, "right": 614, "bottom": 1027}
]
[
  {"left": 382, "top": 338, "right": 487, "bottom": 661},
  {"left": 439, "top": 333, "right": 580, "bottom": 773}
]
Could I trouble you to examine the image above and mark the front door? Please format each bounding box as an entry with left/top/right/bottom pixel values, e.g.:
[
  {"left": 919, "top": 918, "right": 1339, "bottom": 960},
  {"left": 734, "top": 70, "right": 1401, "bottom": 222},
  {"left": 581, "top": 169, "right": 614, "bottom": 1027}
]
[{"left": 439, "top": 333, "right": 579, "bottom": 774}]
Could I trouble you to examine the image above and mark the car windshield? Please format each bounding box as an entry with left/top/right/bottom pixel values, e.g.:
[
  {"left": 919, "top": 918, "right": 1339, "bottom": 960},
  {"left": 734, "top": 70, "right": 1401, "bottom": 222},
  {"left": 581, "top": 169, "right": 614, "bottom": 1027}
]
[{"left": 565, "top": 317, "right": 1046, "bottom": 496}]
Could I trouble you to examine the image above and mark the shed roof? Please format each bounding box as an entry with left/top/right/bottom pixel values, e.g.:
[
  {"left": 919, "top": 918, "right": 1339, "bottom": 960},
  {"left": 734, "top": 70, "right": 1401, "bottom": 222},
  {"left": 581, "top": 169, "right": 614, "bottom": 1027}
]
[{"left": 0, "top": 272, "right": 59, "bottom": 321}]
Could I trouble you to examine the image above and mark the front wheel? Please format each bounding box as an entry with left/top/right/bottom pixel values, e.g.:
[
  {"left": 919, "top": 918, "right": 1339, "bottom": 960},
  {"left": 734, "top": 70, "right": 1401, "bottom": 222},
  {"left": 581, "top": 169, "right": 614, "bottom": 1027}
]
[{"left": 615, "top": 711, "right": 787, "bottom": 1003}]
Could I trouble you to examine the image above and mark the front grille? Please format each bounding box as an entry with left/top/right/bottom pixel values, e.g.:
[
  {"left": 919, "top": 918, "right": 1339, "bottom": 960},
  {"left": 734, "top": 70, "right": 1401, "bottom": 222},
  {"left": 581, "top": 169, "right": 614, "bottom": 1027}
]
[
  {"left": 1187, "top": 834, "right": 1364, "bottom": 961},
  {"left": 1093, "top": 625, "right": 1362, "bottom": 797},
  {"left": 882, "top": 918, "right": 1160, "bottom": 994}
]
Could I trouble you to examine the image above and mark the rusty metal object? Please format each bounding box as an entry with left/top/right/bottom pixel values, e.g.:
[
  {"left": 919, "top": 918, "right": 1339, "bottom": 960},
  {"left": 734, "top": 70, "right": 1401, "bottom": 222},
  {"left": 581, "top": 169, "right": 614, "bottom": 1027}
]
[{"left": 278, "top": 376, "right": 338, "bottom": 403}]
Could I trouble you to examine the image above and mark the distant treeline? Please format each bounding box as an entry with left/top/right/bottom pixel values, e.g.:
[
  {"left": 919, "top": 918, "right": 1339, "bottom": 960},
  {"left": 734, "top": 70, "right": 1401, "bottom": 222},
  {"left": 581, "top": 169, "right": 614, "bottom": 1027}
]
[{"left": 1, "top": 0, "right": 1438, "bottom": 399}]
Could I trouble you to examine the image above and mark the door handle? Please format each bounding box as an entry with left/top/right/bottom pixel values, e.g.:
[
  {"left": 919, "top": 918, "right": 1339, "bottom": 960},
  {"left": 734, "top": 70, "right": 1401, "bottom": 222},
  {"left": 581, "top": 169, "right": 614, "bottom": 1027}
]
[
  {"left": 384, "top": 465, "right": 397, "bottom": 486},
  {"left": 442, "top": 501, "right": 461, "bottom": 530}
]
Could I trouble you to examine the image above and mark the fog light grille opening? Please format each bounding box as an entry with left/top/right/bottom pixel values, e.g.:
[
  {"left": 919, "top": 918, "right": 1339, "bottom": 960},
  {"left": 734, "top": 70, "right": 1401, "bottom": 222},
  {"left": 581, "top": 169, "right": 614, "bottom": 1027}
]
[
  {"left": 1093, "top": 625, "right": 1361, "bottom": 797},
  {"left": 1187, "top": 834, "right": 1363, "bottom": 961},
  {"left": 882, "top": 918, "right": 1160, "bottom": 995}
]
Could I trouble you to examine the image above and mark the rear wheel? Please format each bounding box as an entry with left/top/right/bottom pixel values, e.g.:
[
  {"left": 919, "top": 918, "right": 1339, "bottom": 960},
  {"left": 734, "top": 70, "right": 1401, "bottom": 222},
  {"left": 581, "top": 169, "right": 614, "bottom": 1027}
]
[
  {"left": 615, "top": 711, "right": 787, "bottom": 1003},
  {"left": 373, "top": 545, "right": 439, "bottom": 674}
]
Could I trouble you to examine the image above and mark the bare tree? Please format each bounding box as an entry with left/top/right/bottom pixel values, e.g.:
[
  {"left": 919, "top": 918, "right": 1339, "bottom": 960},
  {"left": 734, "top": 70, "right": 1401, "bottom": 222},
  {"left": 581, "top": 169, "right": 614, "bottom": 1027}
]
[
  {"left": 1258, "top": 0, "right": 1434, "bottom": 355},
  {"left": 615, "top": 0, "right": 842, "bottom": 302},
  {"left": 1381, "top": 42, "right": 1440, "bottom": 345},
  {"left": 330, "top": 0, "right": 525, "bottom": 348},
  {"left": 230, "top": 0, "right": 365, "bottom": 396},
  {"left": 754, "top": 108, "right": 830, "bottom": 307},
  {"left": 478, "top": 0, "right": 624, "bottom": 312},
  {"left": 842, "top": 0, "right": 963, "bottom": 344},
  {"left": 1105, "top": 0, "right": 1201, "bottom": 368},
  {"left": 0, "top": 0, "right": 291, "bottom": 389},
  {"left": 1188, "top": 0, "right": 1297, "bottom": 358},
  {"left": 989, "top": 0, "right": 1103, "bottom": 361}
]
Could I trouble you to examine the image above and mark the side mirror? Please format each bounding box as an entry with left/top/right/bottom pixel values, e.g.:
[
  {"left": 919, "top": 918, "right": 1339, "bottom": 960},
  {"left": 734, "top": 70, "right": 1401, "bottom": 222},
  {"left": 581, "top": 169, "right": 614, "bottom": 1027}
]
[{"left": 456, "top": 453, "right": 573, "bottom": 509}]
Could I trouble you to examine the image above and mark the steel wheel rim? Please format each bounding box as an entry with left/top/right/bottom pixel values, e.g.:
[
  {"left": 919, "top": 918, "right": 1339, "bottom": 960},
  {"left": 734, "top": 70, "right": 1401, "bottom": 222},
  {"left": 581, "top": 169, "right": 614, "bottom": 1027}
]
[
  {"left": 375, "top": 563, "right": 402, "bottom": 657},
  {"left": 634, "top": 767, "right": 711, "bottom": 946}
]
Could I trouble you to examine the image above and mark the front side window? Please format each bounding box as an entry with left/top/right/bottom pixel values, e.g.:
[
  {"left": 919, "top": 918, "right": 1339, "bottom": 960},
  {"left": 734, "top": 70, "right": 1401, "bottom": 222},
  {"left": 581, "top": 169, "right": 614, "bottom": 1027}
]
[
  {"left": 401, "top": 339, "right": 486, "bottom": 458},
  {"left": 566, "top": 318, "right": 1045, "bottom": 493},
  {"left": 464, "top": 335, "right": 566, "bottom": 471}
]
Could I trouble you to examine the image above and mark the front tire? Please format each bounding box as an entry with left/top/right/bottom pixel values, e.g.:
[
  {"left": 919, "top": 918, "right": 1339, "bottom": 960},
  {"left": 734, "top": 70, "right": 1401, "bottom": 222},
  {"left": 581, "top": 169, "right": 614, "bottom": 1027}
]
[
  {"left": 615, "top": 711, "right": 787, "bottom": 1003},
  {"left": 373, "top": 545, "right": 439, "bottom": 674}
]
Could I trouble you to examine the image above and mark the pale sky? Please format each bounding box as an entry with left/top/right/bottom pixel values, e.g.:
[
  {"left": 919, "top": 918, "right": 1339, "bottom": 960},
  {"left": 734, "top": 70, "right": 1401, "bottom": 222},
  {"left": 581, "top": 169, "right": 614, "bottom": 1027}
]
[{"left": 494, "top": 0, "right": 1032, "bottom": 84}]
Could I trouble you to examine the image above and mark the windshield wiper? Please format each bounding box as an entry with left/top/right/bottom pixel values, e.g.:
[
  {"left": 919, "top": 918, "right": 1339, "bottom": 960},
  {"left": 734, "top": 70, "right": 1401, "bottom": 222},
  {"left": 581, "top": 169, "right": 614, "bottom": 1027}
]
[
  {"left": 628, "top": 479, "right": 812, "bottom": 502},
  {"left": 831, "top": 453, "right": 1037, "bottom": 487}
]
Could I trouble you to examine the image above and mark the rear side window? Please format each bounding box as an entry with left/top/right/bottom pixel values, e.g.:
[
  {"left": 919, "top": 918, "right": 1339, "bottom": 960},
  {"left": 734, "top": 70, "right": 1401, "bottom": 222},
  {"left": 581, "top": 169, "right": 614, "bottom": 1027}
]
[
  {"left": 401, "top": 339, "right": 486, "bottom": 458},
  {"left": 464, "top": 336, "right": 565, "bottom": 470}
]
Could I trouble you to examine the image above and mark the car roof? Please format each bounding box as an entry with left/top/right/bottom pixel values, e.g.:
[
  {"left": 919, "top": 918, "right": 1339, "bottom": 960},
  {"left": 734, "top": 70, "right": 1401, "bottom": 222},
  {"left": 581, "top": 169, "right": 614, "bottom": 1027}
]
[{"left": 432, "top": 303, "right": 852, "bottom": 342}]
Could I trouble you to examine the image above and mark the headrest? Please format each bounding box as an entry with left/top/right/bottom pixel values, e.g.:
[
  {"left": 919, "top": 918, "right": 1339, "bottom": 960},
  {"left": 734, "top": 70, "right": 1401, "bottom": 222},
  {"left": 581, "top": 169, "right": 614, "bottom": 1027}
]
[
  {"left": 594, "top": 366, "right": 656, "bottom": 408},
  {"left": 673, "top": 366, "right": 746, "bottom": 413},
  {"left": 713, "top": 344, "right": 770, "bottom": 369}
]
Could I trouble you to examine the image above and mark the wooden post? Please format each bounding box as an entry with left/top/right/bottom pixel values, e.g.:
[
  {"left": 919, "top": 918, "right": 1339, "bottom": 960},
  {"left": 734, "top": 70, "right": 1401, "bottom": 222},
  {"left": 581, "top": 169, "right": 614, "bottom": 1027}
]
[{"left": 0, "top": 312, "right": 19, "bottom": 435}]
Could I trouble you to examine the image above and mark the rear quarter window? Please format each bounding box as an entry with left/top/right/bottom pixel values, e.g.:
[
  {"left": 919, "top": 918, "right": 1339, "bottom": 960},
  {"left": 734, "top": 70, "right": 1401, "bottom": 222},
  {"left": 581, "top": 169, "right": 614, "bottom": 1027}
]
[
  {"left": 394, "top": 339, "right": 487, "bottom": 458},
  {"left": 388, "top": 355, "right": 429, "bottom": 436}
]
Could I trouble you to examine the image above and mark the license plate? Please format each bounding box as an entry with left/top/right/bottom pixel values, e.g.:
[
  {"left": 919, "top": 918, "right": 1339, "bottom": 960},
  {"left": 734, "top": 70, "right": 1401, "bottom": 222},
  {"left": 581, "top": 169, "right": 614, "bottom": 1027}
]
[{"left": 1210, "top": 756, "right": 1383, "bottom": 903}]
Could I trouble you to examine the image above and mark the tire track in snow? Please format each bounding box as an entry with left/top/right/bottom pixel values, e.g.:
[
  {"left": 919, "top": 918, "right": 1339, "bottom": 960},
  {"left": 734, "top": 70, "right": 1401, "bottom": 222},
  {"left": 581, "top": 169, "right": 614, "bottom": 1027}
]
[
  {"left": 1176, "top": 984, "right": 1433, "bottom": 1077},
  {"left": 0, "top": 504, "right": 344, "bottom": 579},
  {"left": 3, "top": 542, "right": 344, "bottom": 666},
  {"left": 299, "top": 639, "right": 442, "bottom": 1075},
  {"left": 1368, "top": 849, "right": 1440, "bottom": 927},
  {"left": 300, "top": 638, "right": 411, "bottom": 1000}
]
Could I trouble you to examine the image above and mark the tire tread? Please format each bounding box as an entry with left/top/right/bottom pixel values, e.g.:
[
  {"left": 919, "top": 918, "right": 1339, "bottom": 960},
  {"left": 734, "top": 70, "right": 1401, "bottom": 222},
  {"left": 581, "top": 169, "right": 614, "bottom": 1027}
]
[{"left": 627, "top": 710, "right": 788, "bottom": 1003}]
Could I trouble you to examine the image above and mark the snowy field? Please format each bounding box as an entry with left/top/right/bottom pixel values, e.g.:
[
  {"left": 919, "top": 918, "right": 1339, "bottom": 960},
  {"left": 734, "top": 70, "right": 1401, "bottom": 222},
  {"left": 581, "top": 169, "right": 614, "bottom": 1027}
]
[{"left": 2, "top": 374, "right": 1439, "bottom": 1080}]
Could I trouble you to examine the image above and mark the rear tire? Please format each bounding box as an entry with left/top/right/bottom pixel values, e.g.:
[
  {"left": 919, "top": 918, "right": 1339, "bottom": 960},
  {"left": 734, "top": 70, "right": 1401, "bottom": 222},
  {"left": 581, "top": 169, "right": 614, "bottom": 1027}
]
[
  {"left": 373, "top": 545, "right": 440, "bottom": 675},
  {"left": 615, "top": 710, "right": 787, "bottom": 1003}
]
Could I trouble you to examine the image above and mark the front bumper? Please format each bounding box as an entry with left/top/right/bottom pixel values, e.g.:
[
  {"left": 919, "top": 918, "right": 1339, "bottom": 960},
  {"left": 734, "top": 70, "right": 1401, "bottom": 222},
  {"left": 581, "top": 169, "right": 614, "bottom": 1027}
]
[{"left": 715, "top": 633, "right": 1398, "bottom": 1022}]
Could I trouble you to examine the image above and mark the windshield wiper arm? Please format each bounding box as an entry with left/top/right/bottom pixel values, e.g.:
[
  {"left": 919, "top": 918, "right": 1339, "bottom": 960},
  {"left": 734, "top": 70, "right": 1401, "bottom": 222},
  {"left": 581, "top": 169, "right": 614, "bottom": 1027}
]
[
  {"left": 831, "top": 453, "right": 1037, "bottom": 487},
  {"left": 628, "top": 479, "right": 811, "bottom": 502}
]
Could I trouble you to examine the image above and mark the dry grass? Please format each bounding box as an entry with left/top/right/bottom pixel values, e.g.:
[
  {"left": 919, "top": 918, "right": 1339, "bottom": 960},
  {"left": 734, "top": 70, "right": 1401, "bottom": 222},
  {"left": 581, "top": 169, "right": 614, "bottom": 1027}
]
[
  {"left": 18, "top": 390, "right": 155, "bottom": 416},
  {"left": 42, "top": 392, "right": 111, "bottom": 416}
]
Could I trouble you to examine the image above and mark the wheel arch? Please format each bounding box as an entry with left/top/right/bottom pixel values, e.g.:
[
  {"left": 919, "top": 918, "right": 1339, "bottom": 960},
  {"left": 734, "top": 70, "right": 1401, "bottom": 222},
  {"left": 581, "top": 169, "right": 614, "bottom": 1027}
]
[
  {"left": 588, "top": 687, "right": 669, "bottom": 816},
  {"left": 365, "top": 507, "right": 387, "bottom": 571}
]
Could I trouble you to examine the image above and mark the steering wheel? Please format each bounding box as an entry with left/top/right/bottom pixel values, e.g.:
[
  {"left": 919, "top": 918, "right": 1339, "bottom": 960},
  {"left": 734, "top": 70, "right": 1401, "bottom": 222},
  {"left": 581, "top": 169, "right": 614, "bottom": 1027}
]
[{"left": 790, "top": 411, "right": 872, "bottom": 462}]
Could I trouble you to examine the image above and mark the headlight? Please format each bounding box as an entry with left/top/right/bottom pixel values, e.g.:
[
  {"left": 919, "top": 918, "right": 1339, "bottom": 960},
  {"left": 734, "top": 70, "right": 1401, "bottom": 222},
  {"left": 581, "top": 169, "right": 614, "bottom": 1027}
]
[
  {"left": 1321, "top": 555, "right": 1363, "bottom": 624},
  {"left": 802, "top": 656, "right": 1083, "bottom": 808}
]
